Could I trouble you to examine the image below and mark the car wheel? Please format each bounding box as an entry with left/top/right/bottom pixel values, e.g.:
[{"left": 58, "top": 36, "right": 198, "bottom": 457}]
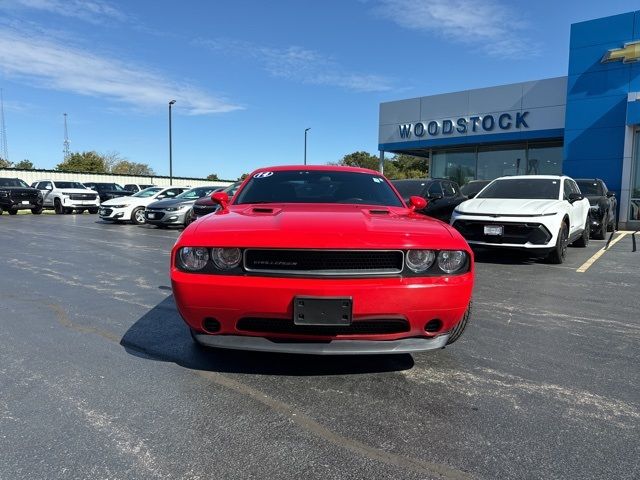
[
  {"left": 88, "top": 208, "right": 99, "bottom": 214},
  {"left": 131, "top": 207, "right": 146, "bottom": 225},
  {"left": 184, "top": 212, "right": 195, "bottom": 227},
  {"left": 446, "top": 302, "right": 472, "bottom": 345},
  {"left": 31, "top": 206, "right": 43, "bottom": 214},
  {"left": 8, "top": 208, "right": 17, "bottom": 215},
  {"left": 547, "top": 222, "right": 569, "bottom": 264},
  {"left": 573, "top": 218, "right": 589, "bottom": 247},
  {"left": 54, "top": 199, "right": 64, "bottom": 214},
  {"left": 594, "top": 213, "right": 607, "bottom": 240},
  {"left": 63, "top": 207, "right": 73, "bottom": 214}
]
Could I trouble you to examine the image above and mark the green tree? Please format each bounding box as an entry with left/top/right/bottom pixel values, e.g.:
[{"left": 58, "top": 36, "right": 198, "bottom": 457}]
[
  {"left": 237, "top": 173, "right": 249, "bottom": 181},
  {"left": 14, "top": 159, "right": 34, "bottom": 170},
  {"left": 0, "top": 157, "right": 11, "bottom": 168},
  {"left": 335, "top": 151, "right": 380, "bottom": 170},
  {"left": 111, "top": 160, "right": 155, "bottom": 176},
  {"left": 206, "top": 173, "right": 220, "bottom": 181},
  {"left": 57, "top": 151, "right": 107, "bottom": 173}
]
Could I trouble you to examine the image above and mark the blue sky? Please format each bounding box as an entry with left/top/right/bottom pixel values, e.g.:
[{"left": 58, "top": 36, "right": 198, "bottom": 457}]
[{"left": 0, "top": 0, "right": 638, "bottom": 180}]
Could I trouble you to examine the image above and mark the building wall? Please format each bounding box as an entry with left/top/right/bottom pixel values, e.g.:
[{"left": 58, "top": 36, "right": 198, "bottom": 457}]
[
  {"left": 378, "top": 77, "right": 567, "bottom": 152},
  {"left": 563, "top": 10, "right": 640, "bottom": 223},
  {"left": 0, "top": 168, "right": 232, "bottom": 189}
]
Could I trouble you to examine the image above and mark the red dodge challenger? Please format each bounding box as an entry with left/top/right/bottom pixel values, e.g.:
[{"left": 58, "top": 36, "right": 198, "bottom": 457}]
[{"left": 171, "top": 166, "right": 474, "bottom": 355}]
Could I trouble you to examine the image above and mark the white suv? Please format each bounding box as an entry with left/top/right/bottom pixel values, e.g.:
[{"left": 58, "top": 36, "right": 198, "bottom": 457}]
[
  {"left": 99, "top": 186, "right": 189, "bottom": 224},
  {"left": 32, "top": 180, "right": 100, "bottom": 214},
  {"left": 450, "top": 175, "right": 591, "bottom": 263}
]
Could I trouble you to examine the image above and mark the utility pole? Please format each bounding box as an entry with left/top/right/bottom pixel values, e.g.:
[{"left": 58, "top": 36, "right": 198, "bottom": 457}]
[
  {"left": 304, "top": 127, "right": 310, "bottom": 165},
  {"left": 63, "top": 113, "right": 70, "bottom": 161},
  {"left": 169, "top": 100, "right": 176, "bottom": 184},
  {"left": 0, "top": 89, "right": 8, "bottom": 162}
]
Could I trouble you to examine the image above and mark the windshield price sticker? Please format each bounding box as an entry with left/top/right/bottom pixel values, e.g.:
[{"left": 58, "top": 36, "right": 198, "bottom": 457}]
[{"left": 254, "top": 172, "right": 274, "bottom": 179}]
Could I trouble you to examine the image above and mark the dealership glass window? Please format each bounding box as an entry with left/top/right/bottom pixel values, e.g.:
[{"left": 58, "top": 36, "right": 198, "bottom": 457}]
[
  {"left": 526, "top": 143, "right": 563, "bottom": 175},
  {"left": 630, "top": 130, "right": 640, "bottom": 221},
  {"left": 431, "top": 149, "right": 475, "bottom": 185},
  {"left": 477, "top": 145, "right": 527, "bottom": 180}
]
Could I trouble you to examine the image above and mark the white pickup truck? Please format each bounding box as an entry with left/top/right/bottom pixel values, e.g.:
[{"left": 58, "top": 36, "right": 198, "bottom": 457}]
[{"left": 451, "top": 175, "right": 591, "bottom": 264}]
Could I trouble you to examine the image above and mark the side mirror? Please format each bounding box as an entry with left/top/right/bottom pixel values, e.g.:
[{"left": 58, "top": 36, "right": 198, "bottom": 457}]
[
  {"left": 156, "top": 194, "right": 166, "bottom": 199},
  {"left": 212, "top": 191, "right": 230, "bottom": 210},
  {"left": 408, "top": 195, "right": 427, "bottom": 211},
  {"left": 568, "top": 192, "right": 583, "bottom": 203},
  {"left": 606, "top": 191, "right": 615, "bottom": 198},
  {"left": 45, "top": 185, "right": 53, "bottom": 191}
]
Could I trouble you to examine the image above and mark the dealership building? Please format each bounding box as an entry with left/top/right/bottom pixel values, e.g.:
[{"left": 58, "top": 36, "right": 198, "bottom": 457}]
[{"left": 379, "top": 10, "right": 640, "bottom": 229}]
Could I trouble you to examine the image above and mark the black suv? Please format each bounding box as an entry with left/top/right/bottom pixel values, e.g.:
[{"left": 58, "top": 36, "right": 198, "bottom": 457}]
[
  {"left": 0, "top": 177, "right": 44, "bottom": 215},
  {"left": 391, "top": 178, "right": 466, "bottom": 222},
  {"left": 84, "top": 182, "right": 133, "bottom": 203},
  {"left": 575, "top": 178, "right": 617, "bottom": 239}
]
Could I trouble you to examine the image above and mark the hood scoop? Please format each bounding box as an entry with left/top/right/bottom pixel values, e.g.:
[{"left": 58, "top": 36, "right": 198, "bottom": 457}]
[
  {"left": 242, "top": 206, "right": 282, "bottom": 216},
  {"left": 368, "top": 209, "right": 391, "bottom": 215}
]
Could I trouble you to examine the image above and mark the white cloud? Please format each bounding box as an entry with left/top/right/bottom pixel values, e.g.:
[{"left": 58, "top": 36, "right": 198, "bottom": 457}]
[
  {"left": 198, "top": 39, "right": 395, "bottom": 93},
  {"left": 0, "top": 29, "right": 242, "bottom": 115},
  {"left": 3, "top": 0, "right": 126, "bottom": 23},
  {"left": 372, "top": 0, "right": 537, "bottom": 58}
]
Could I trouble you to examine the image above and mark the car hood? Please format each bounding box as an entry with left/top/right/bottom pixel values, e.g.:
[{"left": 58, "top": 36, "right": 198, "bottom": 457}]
[
  {"left": 1, "top": 187, "right": 39, "bottom": 194},
  {"left": 60, "top": 188, "right": 97, "bottom": 194},
  {"left": 184, "top": 204, "right": 467, "bottom": 250},
  {"left": 455, "top": 198, "right": 562, "bottom": 215},
  {"left": 101, "top": 196, "right": 150, "bottom": 206},
  {"left": 147, "top": 198, "right": 195, "bottom": 209}
]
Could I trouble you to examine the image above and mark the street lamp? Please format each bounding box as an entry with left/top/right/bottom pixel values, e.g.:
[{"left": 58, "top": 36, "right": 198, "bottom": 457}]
[
  {"left": 169, "top": 100, "right": 176, "bottom": 184},
  {"left": 304, "top": 127, "right": 311, "bottom": 165}
]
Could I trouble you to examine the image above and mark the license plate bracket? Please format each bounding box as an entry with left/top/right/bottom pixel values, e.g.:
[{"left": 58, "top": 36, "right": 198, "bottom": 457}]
[
  {"left": 484, "top": 225, "right": 504, "bottom": 236},
  {"left": 21, "top": 200, "right": 30, "bottom": 205},
  {"left": 294, "top": 296, "right": 352, "bottom": 326}
]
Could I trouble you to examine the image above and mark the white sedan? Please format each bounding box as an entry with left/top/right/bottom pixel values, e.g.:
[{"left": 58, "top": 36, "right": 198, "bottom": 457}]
[
  {"left": 450, "top": 175, "right": 591, "bottom": 264},
  {"left": 99, "top": 186, "right": 189, "bottom": 224}
]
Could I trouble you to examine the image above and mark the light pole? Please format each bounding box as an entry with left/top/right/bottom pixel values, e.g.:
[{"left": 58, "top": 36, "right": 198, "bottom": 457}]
[
  {"left": 169, "top": 100, "right": 176, "bottom": 184},
  {"left": 304, "top": 127, "right": 311, "bottom": 165}
]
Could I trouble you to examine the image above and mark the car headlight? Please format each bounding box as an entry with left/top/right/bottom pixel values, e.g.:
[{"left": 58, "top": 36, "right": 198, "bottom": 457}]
[
  {"left": 165, "top": 205, "right": 189, "bottom": 212},
  {"left": 211, "top": 248, "right": 242, "bottom": 270},
  {"left": 61, "top": 191, "right": 73, "bottom": 196},
  {"left": 0, "top": 190, "right": 8, "bottom": 197},
  {"left": 437, "top": 250, "right": 467, "bottom": 274},
  {"left": 179, "top": 247, "right": 210, "bottom": 271},
  {"left": 405, "top": 249, "right": 436, "bottom": 273},
  {"left": 110, "top": 204, "right": 128, "bottom": 209}
]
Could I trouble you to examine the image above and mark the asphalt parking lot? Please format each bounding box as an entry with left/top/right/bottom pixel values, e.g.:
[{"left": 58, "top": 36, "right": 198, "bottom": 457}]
[{"left": 1, "top": 214, "right": 638, "bottom": 480}]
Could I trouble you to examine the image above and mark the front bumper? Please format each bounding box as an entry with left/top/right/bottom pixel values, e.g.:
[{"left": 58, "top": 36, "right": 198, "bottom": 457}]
[
  {"left": 172, "top": 271, "right": 473, "bottom": 354},
  {"left": 145, "top": 209, "right": 189, "bottom": 225},
  {"left": 99, "top": 206, "right": 130, "bottom": 220},
  {"left": 192, "top": 332, "right": 450, "bottom": 355},
  {"left": 62, "top": 197, "right": 100, "bottom": 208},
  {"left": 451, "top": 213, "right": 560, "bottom": 249},
  {"left": 1, "top": 198, "right": 43, "bottom": 210}
]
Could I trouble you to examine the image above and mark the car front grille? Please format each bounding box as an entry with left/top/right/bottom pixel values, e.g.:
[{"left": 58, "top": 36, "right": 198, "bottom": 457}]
[
  {"left": 236, "top": 317, "right": 410, "bottom": 336},
  {"left": 243, "top": 249, "right": 404, "bottom": 275},
  {"left": 69, "top": 193, "right": 97, "bottom": 201},
  {"left": 193, "top": 204, "right": 217, "bottom": 216},
  {"left": 100, "top": 208, "right": 113, "bottom": 216},
  {"left": 145, "top": 209, "right": 165, "bottom": 220},
  {"left": 452, "top": 220, "right": 552, "bottom": 245}
]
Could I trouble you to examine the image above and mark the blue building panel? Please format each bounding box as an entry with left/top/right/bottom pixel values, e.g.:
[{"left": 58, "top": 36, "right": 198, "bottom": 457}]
[
  {"left": 564, "top": 127, "right": 626, "bottom": 160},
  {"left": 567, "top": 68, "right": 631, "bottom": 100},
  {"left": 563, "top": 158, "right": 623, "bottom": 192},
  {"left": 564, "top": 95, "right": 628, "bottom": 130},
  {"left": 569, "top": 11, "right": 635, "bottom": 49},
  {"left": 627, "top": 101, "right": 640, "bottom": 125},
  {"left": 568, "top": 42, "right": 632, "bottom": 75},
  {"left": 629, "top": 63, "right": 640, "bottom": 91}
]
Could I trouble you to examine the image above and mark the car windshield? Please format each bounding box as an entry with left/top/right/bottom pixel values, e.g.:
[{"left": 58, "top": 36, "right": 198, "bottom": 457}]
[
  {"left": 576, "top": 181, "right": 603, "bottom": 196},
  {"left": 133, "top": 187, "right": 164, "bottom": 197},
  {"left": 140, "top": 185, "right": 154, "bottom": 189},
  {"left": 176, "top": 187, "right": 218, "bottom": 200},
  {"left": 0, "top": 178, "right": 29, "bottom": 187},
  {"left": 91, "top": 183, "right": 124, "bottom": 191},
  {"left": 55, "top": 181, "right": 86, "bottom": 189},
  {"left": 460, "top": 181, "right": 491, "bottom": 197},
  {"left": 476, "top": 178, "right": 560, "bottom": 200},
  {"left": 235, "top": 170, "right": 404, "bottom": 206},
  {"left": 392, "top": 180, "right": 428, "bottom": 198}
]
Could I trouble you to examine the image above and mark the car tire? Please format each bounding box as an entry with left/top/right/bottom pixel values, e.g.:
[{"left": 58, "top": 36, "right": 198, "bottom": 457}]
[
  {"left": 31, "top": 206, "right": 43, "bottom": 214},
  {"left": 8, "top": 208, "right": 17, "bottom": 215},
  {"left": 0, "top": 207, "right": 3, "bottom": 215},
  {"left": 131, "top": 207, "right": 146, "bottom": 225},
  {"left": 547, "top": 222, "right": 569, "bottom": 264},
  {"left": 573, "top": 218, "right": 589, "bottom": 247},
  {"left": 88, "top": 208, "right": 99, "bottom": 214},
  {"left": 54, "top": 199, "right": 64, "bottom": 214},
  {"left": 184, "top": 212, "right": 195, "bottom": 227},
  {"left": 446, "top": 302, "right": 472, "bottom": 345},
  {"left": 63, "top": 207, "right": 73, "bottom": 214}
]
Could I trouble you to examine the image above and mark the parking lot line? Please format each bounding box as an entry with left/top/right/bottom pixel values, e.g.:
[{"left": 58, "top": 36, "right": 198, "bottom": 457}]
[{"left": 576, "top": 232, "right": 629, "bottom": 273}]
